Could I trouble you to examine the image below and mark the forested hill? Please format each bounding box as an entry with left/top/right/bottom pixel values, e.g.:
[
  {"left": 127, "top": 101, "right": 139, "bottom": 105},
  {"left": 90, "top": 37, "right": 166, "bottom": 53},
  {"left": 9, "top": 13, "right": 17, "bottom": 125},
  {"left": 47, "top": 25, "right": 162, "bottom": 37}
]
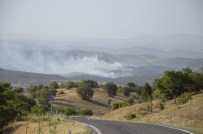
[{"left": 0, "top": 68, "right": 66, "bottom": 84}]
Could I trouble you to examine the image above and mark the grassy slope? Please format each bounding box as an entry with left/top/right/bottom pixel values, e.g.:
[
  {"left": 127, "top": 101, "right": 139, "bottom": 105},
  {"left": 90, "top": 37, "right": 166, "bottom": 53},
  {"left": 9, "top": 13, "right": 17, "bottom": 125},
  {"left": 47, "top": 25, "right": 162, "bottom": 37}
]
[
  {"left": 52, "top": 88, "right": 203, "bottom": 133},
  {"left": 53, "top": 88, "right": 128, "bottom": 115},
  {"left": 8, "top": 121, "right": 91, "bottom": 134},
  {"left": 102, "top": 93, "right": 203, "bottom": 133},
  {"left": 2, "top": 115, "right": 92, "bottom": 134}
]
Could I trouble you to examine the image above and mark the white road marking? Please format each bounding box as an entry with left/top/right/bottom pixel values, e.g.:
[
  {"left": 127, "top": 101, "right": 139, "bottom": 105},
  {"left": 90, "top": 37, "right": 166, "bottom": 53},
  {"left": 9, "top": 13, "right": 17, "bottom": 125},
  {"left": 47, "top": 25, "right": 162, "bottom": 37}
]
[{"left": 74, "top": 121, "right": 102, "bottom": 134}]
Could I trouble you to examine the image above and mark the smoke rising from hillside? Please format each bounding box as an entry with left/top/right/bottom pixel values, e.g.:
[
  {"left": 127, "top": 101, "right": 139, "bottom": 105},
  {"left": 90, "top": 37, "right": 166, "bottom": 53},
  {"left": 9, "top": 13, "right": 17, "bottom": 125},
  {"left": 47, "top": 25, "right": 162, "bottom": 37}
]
[{"left": 0, "top": 44, "right": 125, "bottom": 78}]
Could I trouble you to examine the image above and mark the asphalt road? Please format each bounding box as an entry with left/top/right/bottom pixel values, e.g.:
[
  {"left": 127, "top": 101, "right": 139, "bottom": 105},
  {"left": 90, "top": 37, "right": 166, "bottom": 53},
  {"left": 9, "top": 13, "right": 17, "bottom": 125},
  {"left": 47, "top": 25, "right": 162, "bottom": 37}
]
[{"left": 69, "top": 116, "right": 194, "bottom": 134}]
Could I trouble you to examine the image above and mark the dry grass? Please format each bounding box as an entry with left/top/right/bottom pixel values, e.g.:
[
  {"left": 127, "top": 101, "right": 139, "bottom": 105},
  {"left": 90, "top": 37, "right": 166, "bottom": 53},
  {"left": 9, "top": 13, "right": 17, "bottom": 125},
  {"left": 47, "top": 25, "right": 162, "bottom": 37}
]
[
  {"left": 102, "top": 93, "right": 203, "bottom": 133},
  {"left": 53, "top": 88, "right": 128, "bottom": 115},
  {"left": 6, "top": 116, "right": 92, "bottom": 134}
]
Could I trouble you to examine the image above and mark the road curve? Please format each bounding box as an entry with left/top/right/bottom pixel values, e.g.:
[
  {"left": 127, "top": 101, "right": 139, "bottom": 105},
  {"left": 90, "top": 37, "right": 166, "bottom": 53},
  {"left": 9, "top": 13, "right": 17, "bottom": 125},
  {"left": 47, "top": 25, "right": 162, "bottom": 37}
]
[{"left": 69, "top": 116, "right": 194, "bottom": 134}]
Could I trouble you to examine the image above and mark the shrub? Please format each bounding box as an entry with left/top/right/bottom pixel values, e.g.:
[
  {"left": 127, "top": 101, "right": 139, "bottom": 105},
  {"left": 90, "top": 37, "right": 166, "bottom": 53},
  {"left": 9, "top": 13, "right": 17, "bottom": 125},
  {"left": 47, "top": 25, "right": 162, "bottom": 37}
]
[
  {"left": 52, "top": 107, "right": 66, "bottom": 114},
  {"left": 126, "top": 97, "right": 134, "bottom": 105},
  {"left": 118, "top": 86, "right": 123, "bottom": 92},
  {"left": 111, "top": 98, "right": 135, "bottom": 110},
  {"left": 31, "top": 105, "right": 46, "bottom": 115},
  {"left": 139, "top": 111, "right": 149, "bottom": 116},
  {"left": 14, "top": 87, "right": 24, "bottom": 93},
  {"left": 64, "top": 108, "right": 76, "bottom": 116},
  {"left": 153, "top": 88, "right": 161, "bottom": 99},
  {"left": 58, "top": 90, "right": 64, "bottom": 94},
  {"left": 59, "top": 82, "right": 65, "bottom": 88},
  {"left": 121, "top": 101, "right": 128, "bottom": 107},
  {"left": 49, "top": 81, "right": 59, "bottom": 89},
  {"left": 146, "top": 104, "right": 152, "bottom": 112},
  {"left": 123, "top": 87, "right": 131, "bottom": 96},
  {"left": 76, "top": 85, "right": 94, "bottom": 100},
  {"left": 112, "top": 102, "right": 119, "bottom": 110},
  {"left": 159, "top": 102, "right": 165, "bottom": 110},
  {"left": 65, "top": 82, "right": 75, "bottom": 89},
  {"left": 107, "top": 99, "right": 112, "bottom": 109},
  {"left": 49, "top": 88, "right": 57, "bottom": 95},
  {"left": 103, "top": 82, "right": 118, "bottom": 97},
  {"left": 176, "top": 92, "right": 192, "bottom": 105},
  {"left": 79, "top": 109, "right": 93, "bottom": 115},
  {"left": 126, "top": 113, "right": 136, "bottom": 120}
]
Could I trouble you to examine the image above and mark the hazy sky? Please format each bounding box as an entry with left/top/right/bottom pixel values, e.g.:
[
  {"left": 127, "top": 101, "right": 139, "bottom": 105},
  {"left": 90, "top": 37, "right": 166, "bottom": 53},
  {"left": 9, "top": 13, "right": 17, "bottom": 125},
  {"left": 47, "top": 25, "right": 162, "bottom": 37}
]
[{"left": 0, "top": 0, "right": 203, "bottom": 40}]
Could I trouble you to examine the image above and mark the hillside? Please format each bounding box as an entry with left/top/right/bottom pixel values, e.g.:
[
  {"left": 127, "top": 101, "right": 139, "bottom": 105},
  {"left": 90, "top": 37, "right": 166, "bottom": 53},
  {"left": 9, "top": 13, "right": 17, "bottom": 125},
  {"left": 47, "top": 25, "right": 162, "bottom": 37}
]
[
  {"left": 1, "top": 42, "right": 203, "bottom": 85},
  {"left": 0, "top": 68, "right": 66, "bottom": 84},
  {"left": 102, "top": 93, "right": 203, "bottom": 133},
  {"left": 53, "top": 88, "right": 128, "bottom": 115}
]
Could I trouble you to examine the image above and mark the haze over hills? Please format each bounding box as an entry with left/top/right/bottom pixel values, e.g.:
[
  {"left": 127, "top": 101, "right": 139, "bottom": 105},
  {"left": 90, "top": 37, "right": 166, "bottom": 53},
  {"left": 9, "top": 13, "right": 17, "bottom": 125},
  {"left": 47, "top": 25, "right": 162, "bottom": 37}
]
[
  {"left": 1, "top": 37, "right": 203, "bottom": 85},
  {"left": 1, "top": 34, "right": 203, "bottom": 58},
  {"left": 1, "top": 34, "right": 203, "bottom": 85}
]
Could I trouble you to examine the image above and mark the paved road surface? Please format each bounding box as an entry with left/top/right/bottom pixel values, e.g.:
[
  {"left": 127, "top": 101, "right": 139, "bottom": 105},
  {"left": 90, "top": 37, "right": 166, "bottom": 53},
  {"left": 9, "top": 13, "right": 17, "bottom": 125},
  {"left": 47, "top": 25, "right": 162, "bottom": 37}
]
[{"left": 68, "top": 116, "right": 194, "bottom": 134}]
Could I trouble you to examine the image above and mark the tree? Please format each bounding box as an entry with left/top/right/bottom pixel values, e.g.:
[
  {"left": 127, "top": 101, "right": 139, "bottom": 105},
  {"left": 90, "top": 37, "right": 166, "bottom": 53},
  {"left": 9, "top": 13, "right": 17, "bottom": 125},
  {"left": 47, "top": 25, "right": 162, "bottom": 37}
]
[
  {"left": 182, "top": 67, "right": 192, "bottom": 74},
  {"left": 27, "top": 84, "right": 56, "bottom": 112},
  {"left": 127, "top": 82, "right": 136, "bottom": 92},
  {"left": 123, "top": 87, "right": 131, "bottom": 96},
  {"left": 135, "top": 86, "right": 142, "bottom": 96},
  {"left": 28, "top": 85, "right": 44, "bottom": 98},
  {"left": 141, "top": 83, "right": 153, "bottom": 102},
  {"left": 189, "top": 72, "right": 203, "bottom": 93},
  {"left": 0, "top": 82, "right": 31, "bottom": 128},
  {"left": 80, "top": 80, "right": 98, "bottom": 88},
  {"left": 153, "top": 68, "right": 197, "bottom": 100},
  {"left": 76, "top": 84, "right": 94, "bottom": 100},
  {"left": 142, "top": 83, "right": 153, "bottom": 112},
  {"left": 103, "top": 82, "right": 118, "bottom": 97},
  {"left": 36, "top": 88, "right": 51, "bottom": 111},
  {"left": 14, "top": 87, "right": 24, "bottom": 93},
  {"left": 49, "top": 81, "right": 59, "bottom": 89},
  {"left": 20, "top": 95, "right": 36, "bottom": 110}
]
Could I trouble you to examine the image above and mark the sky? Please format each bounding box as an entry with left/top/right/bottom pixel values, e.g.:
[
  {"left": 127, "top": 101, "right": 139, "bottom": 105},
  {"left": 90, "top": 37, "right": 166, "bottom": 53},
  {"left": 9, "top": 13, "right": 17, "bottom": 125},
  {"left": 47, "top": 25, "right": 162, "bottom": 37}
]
[{"left": 0, "top": 0, "right": 203, "bottom": 40}]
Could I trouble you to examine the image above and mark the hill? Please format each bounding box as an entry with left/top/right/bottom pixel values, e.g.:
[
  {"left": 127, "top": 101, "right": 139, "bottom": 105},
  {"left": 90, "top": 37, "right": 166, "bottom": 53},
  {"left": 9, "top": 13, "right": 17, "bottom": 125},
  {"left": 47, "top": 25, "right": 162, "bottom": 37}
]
[
  {"left": 102, "top": 93, "right": 203, "bottom": 133},
  {"left": 1, "top": 41, "right": 203, "bottom": 85},
  {"left": 0, "top": 68, "right": 66, "bottom": 85},
  {"left": 52, "top": 88, "right": 128, "bottom": 115}
]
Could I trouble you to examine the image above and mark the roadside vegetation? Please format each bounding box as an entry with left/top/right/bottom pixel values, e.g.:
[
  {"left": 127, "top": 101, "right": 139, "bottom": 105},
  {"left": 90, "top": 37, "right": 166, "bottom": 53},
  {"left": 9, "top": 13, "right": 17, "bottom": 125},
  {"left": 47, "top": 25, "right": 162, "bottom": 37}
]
[
  {"left": 1, "top": 67, "right": 203, "bottom": 133},
  {"left": 0, "top": 81, "right": 92, "bottom": 133},
  {"left": 2, "top": 115, "right": 92, "bottom": 134},
  {"left": 102, "top": 67, "right": 203, "bottom": 133}
]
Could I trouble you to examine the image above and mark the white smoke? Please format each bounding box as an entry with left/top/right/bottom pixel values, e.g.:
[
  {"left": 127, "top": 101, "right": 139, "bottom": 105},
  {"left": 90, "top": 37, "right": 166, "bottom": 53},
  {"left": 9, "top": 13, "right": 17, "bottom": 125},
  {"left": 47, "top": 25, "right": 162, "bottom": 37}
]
[{"left": 0, "top": 44, "right": 125, "bottom": 78}]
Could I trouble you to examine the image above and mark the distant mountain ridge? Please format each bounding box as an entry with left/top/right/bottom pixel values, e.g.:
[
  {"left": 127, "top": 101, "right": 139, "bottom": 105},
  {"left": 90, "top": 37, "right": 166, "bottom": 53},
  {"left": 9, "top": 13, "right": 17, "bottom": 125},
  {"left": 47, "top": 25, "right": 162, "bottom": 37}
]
[
  {"left": 1, "top": 33, "right": 203, "bottom": 58},
  {"left": 1, "top": 50, "right": 203, "bottom": 85},
  {"left": 0, "top": 68, "right": 67, "bottom": 85},
  {"left": 1, "top": 34, "right": 203, "bottom": 85}
]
